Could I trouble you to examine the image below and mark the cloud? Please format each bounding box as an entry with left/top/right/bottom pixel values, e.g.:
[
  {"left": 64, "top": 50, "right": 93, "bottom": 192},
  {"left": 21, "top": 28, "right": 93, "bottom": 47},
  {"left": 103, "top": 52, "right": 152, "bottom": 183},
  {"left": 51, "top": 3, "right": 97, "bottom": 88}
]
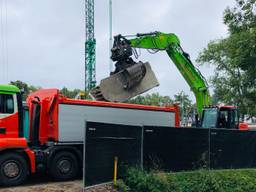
[{"left": 0, "top": 0, "right": 234, "bottom": 101}]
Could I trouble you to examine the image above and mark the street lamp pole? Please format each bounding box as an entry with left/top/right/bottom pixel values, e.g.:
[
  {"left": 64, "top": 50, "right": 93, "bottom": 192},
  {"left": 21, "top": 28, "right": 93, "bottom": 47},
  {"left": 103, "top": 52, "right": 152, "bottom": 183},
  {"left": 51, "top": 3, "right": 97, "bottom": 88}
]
[{"left": 109, "top": 0, "right": 113, "bottom": 73}]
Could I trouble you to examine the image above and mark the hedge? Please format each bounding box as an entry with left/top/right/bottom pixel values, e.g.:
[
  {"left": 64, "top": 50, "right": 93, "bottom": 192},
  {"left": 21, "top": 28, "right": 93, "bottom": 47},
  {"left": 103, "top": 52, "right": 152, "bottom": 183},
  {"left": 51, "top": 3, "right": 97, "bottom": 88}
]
[{"left": 117, "top": 168, "right": 256, "bottom": 192}]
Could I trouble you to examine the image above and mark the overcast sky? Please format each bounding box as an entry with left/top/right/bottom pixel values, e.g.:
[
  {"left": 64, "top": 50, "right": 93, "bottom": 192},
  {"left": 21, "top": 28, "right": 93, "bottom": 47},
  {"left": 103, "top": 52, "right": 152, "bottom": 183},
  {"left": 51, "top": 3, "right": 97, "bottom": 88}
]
[{"left": 0, "top": 0, "right": 235, "bottom": 100}]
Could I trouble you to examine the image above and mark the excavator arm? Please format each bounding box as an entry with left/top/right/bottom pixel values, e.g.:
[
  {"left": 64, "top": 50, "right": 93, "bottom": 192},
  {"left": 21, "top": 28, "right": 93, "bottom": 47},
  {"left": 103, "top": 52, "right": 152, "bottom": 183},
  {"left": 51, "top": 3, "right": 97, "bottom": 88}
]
[
  {"left": 128, "top": 32, "right": 211, "bottom": 116},
  {"left": 90, "top": 32, "right": 211, "bottom": 117}
]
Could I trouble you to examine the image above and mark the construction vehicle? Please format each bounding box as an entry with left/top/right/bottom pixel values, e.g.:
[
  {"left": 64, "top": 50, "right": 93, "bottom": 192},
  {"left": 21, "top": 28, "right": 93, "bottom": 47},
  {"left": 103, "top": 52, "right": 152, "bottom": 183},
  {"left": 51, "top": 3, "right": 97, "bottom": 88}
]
[
  {"left": 0, "top": 84, "right": 179, "bottom": 186},
  {"left": 0, "top": 33, "right": 248, "bottom": 186},
  {"left": 91, "top": 32, "right": 247, "bottom": 130}
]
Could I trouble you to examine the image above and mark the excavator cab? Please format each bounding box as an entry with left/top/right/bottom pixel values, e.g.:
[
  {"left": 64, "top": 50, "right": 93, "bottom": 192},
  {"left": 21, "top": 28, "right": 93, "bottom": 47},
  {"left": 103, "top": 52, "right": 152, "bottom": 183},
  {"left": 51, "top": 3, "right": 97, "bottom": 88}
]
[
  {"left": 201, "top": 106, "right": 241, "bottom": 129},
  {"left": 90, "top": 35, "right": 159, "bottom": 102}
]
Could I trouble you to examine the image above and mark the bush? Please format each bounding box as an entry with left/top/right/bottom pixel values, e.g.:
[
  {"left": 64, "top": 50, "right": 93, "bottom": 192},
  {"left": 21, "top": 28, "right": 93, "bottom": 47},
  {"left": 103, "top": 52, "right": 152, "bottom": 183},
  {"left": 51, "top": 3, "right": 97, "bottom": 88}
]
[
  {"left": 120, "top": 168, "right": 256, "bottom": 192},
  {"left": 123, "top": 167, "right": 170, "bottom": 192},
  {"left": 116, "top": 180, "right": 129, "bottom": 192}
]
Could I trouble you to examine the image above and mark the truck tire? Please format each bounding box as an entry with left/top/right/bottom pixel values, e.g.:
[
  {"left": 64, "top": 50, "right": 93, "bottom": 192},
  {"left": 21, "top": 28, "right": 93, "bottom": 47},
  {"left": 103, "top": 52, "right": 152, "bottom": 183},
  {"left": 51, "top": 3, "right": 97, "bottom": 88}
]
[
  {"left": 0, "top": 153, "right": 28, "bottom": 186},
  {"left": 49, "top": 151, "right": 78, "bottom": 181}
]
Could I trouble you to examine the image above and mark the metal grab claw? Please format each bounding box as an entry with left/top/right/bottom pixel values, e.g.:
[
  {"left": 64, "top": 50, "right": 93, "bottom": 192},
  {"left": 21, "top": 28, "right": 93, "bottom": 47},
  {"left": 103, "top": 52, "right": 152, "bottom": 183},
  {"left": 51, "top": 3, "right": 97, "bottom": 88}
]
[{"left": 90, "top": 62, "right": 159, "bottom": 102}]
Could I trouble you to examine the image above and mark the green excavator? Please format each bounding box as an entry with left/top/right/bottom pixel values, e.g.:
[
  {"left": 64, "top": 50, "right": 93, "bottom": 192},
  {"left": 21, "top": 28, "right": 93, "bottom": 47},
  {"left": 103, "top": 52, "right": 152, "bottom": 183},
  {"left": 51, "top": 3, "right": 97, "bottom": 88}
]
[{"left": 91, "top": 32, "right": 246, "bottom": 129}]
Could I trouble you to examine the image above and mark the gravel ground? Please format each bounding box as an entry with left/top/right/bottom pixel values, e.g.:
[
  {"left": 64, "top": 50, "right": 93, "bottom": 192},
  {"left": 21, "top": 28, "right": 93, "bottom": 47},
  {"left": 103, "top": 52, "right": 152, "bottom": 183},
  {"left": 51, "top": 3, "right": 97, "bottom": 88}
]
[
  {"left": 85, "top": 184, "right": 117, "bottom": 192},
  {"left": 0, "top": 178, "right": 116, "bottom": 192}
]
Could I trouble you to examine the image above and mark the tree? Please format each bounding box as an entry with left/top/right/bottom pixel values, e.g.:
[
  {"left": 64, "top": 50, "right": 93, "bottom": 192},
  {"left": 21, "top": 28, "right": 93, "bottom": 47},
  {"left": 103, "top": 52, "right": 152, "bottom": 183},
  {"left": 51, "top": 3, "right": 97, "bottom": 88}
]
[
  {"left": 9, "top": 80, "right": 90, "bottom": 100},
  {"left": 10, "top": 80, "right": 86, "bottom": 100},
  {"left": 60, "top": 87, "right": 84, "bottom": 99},
  {"left": 10, "top": 80, "right": 40, "bottom": 100},
  {"left": 197, "top": 0, "right": 256, "bottom": 117},
  {"left": 128, "top": 93, "right": 173, "bottom": 106},
  {"left": 174, "top": 91, "right": 193, "bottom": 113},
  {"left": 128, "top": 92, "right": 195, "bottom": 123},
  {"left": 174, "top": 91, "right": 193, "bottom": 124}
]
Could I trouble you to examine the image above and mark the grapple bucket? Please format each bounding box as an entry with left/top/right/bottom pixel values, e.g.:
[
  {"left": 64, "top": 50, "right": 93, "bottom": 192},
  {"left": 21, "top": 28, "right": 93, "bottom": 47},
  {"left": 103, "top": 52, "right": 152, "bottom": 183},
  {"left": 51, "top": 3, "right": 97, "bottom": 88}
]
[{"left": 90, "top": 62, "right": 159, "bottom": 102}]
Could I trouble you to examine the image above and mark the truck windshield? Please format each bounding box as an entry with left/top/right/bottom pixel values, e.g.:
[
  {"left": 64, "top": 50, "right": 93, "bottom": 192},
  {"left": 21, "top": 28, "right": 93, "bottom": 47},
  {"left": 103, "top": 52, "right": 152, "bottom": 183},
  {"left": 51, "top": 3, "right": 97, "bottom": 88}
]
[
  {"left": 201, "top": 108, "right": 218, "bottom": 128},
  {"left": 0, "top": 94, "right": 14, "bottom": 114}
]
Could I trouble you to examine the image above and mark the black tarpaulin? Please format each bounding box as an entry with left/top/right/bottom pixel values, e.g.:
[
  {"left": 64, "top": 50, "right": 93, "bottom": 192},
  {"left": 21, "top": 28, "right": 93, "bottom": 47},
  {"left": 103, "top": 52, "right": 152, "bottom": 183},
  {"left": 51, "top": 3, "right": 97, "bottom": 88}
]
[
  {"left": 84, "top": 122, "right": 256, "bottom": 187},
  {"left": 84, "top": 122, "right": 142, "bottom": 186}
]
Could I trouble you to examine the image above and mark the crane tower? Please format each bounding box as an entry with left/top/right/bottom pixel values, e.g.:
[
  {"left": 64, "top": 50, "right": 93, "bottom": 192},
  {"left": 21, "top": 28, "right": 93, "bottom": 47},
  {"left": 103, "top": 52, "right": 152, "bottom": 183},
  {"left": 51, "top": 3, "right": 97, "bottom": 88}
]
[{"left": 85, "top": 0, "right": 96, "bottom": 91}]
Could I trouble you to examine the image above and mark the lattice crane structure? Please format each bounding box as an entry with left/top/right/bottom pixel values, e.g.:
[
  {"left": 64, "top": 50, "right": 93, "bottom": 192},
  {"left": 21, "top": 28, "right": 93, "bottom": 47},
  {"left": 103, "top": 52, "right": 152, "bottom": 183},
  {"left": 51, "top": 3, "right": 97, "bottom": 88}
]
[{"left": 85, "top": 0, "right": 96, "bottom": 91}]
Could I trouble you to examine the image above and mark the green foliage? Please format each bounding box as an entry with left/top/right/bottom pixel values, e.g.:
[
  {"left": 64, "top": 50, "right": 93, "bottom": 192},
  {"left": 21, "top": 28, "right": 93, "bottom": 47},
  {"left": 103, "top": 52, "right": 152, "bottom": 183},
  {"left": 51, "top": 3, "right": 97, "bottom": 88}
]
[
  {"left": 9, "top": 80, "right": 85, "bottom": 100},
  {"left": 116, "top": 180, "right": 130, "bottom": 192},
  {"left": 197, "top": 0, "right": 256, "bottom": 117},
  {"left": 121, "top": 168, "right": 256, "bottom": 192},
  {"left": 127, "top": 92, "right": 194, "bottom": 122},
  {"left": 174, "top": 91, "right": 193, "bottom": 119},
  {"left": 59, "top": 87, "right": 84, "bottom": 99},
  {"left": 224, "top": 0, "right": 256, "bottom": 33},
  {"left": 171, "top": 169, "right": 256, "bottom": 192},
  {"left": 128, "top": 93, "right": 173, "bottom": 106},
  {"left": 10, "top": 80, "right": 41, "bottom": 100},
  {"left": 123, "top": 167, "right": 170, "bottom": 192}
]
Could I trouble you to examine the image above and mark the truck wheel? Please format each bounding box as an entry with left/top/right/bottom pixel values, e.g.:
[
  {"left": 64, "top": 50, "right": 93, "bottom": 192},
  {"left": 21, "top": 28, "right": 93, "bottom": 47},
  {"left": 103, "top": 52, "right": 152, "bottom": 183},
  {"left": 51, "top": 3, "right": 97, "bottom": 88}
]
[
  {"left": 49, "top": 151, "right": 78, "bottom": 181},
  {"left": 0, "top": 153, "right": 28, "bottom": 186}
]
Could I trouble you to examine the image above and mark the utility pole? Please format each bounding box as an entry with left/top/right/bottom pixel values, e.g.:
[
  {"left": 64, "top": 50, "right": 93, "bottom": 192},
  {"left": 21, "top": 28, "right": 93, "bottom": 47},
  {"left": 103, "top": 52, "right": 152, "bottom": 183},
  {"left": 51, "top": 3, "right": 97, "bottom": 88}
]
[
  {"left": 109, "top": 0, "right": 113, "bottom": 73},
  {"left": 85, "top": 0, "right": 96, "bottom": 92}
]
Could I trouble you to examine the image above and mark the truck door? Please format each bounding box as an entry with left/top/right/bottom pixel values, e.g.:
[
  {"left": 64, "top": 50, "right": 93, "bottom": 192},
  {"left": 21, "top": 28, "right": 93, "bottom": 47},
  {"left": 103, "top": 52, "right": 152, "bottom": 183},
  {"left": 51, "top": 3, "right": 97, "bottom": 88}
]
[
  {"left": 0, "top": 93, "right": 19, "bottom": 138},
  {"left": 23, "top": 105, "right": 30, "bottom": 141}
]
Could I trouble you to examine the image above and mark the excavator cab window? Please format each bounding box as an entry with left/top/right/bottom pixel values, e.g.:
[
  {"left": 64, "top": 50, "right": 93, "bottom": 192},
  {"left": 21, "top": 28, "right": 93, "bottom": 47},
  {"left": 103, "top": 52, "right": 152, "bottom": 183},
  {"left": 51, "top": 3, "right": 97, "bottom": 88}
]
[
  {"left": 218, "top": 110, "right": 228, "bottom": 128},
  {"left": 218, "top": 108, "right": 239, "bottom": 129},
  {"left": 201, "top": 108, "right": 218, "bottom": 128}
]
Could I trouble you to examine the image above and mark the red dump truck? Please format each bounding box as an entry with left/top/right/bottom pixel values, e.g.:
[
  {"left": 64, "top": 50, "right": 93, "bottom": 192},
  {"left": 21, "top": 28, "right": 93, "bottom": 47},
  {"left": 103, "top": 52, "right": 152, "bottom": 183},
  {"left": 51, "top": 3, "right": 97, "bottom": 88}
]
[{"left": 0, "top": 85, "right": 179, "bottom": 186}]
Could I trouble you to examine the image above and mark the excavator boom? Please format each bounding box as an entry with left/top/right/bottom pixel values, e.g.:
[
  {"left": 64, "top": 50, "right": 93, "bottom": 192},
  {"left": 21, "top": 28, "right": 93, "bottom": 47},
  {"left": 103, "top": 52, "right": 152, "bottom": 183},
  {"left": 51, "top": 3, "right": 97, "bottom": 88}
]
[{"left": 90, "top": 32, "right": 211, "bottom": 117}]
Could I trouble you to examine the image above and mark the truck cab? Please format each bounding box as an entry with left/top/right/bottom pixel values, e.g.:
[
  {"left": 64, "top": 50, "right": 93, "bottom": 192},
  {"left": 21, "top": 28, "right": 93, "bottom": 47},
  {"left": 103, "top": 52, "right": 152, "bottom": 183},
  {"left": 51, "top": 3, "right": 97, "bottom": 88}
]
[
  {"left": 0, "top": 85, "right": 34, "bottom": 186},
  {"left": 0, "top": 85, "right": 24, "bottom": 139}
]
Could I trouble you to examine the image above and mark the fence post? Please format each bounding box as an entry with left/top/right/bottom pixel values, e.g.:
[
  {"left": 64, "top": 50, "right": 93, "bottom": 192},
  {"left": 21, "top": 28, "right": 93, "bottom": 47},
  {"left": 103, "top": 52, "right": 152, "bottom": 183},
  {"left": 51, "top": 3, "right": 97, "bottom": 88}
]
[{"left": 114, "top": 156, "right": 118, "bottom": 186}]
